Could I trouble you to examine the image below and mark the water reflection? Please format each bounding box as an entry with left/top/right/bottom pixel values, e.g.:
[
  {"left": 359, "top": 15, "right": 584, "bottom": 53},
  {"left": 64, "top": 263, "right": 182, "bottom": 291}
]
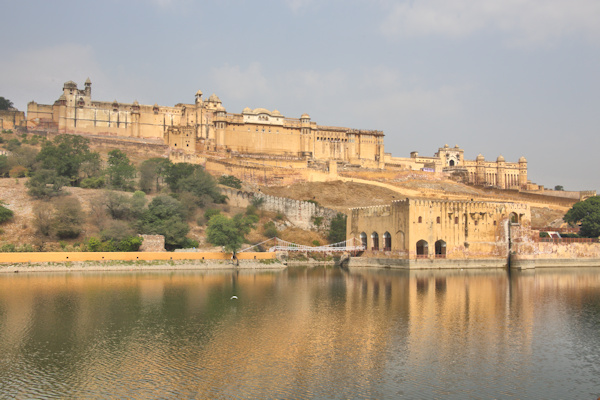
[{"left": 0, "top": 268, "right": 599, "bottom": 399}]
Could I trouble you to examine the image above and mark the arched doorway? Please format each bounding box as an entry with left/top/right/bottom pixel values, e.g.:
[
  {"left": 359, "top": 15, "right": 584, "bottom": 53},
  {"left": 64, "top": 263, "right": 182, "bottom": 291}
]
[
  {"left": 449, "top": 159, "right": 455, "bottom": 166},
  {"left": 416, "top": 240, "right": 428, "bottom": 258},
  {"left": 371, "top": 232, "right": 379, "bottom": 251},
  {"left": 360, "top": 232, "right": 367, "bottom": 249},
  {"left": 383, "top": 232, "right": 391, "bottom": 251},
  {"left": 509, "top": 212, "right": 519, "bottom": 224},
  {"left": 435, "top": 240, "right": 446, "bottom": 258}
]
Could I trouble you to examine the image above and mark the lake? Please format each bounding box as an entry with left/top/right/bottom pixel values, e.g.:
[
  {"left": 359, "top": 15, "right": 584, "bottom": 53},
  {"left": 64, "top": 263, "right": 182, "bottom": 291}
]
[{"left": 0, "top": 267, "right": 599, "bottom": 399}]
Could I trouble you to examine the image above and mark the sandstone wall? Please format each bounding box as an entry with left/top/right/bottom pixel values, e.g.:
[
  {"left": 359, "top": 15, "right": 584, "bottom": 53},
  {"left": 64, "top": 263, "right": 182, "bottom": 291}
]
[
  {"left": 220, "top": 186, "right": 340, "bottom": 231},
  {"left": 139, "top": 235, "right": 165, "bottom": 252}
]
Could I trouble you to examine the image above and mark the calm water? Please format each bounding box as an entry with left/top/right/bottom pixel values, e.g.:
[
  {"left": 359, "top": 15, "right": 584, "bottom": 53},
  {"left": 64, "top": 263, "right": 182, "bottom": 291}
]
[{"left": 0, "top": 267, "right": 599, "bottom": 399}]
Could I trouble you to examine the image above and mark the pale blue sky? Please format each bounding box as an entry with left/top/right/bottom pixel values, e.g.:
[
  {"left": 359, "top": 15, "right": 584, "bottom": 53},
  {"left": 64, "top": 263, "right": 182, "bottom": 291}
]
[{"left": 2, "top": 0, "right": 599, "bottom": 191}]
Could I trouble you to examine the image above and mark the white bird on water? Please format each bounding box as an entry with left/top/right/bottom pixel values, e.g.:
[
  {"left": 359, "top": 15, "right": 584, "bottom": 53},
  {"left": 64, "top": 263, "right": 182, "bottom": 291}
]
[{"left": 230, "top": 296, "right": 238, "bottom": 300}]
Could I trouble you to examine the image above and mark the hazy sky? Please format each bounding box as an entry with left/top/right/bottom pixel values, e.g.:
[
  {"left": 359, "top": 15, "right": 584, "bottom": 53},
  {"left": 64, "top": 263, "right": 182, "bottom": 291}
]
[{"left": 2, "top": 0, "right": 599, "bottom": 191}]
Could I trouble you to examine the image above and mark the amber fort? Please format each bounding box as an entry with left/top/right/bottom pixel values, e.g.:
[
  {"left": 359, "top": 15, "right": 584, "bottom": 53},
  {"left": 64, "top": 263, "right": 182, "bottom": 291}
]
[
  {"left": 19, "top": 78, "right": 542, "bottom": 191},
  {"left": 1, "top": 79, "right": 595, "bottom": 268}
]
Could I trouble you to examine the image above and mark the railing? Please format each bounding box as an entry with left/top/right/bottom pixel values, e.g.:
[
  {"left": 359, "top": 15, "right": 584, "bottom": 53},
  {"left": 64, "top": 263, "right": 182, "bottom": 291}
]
[
  {"left": 435, "top": 254, "right": 447, "bottom": 258},
  {"left": 416, "top": 254, "right": 429, "bottom": 259}
]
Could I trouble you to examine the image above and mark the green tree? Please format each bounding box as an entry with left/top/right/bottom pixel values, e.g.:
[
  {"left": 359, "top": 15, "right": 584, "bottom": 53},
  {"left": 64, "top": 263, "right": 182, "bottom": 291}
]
[
  {"left": 139, "top": 157, "right": 171, "bottom": 193},
  {"left": 206, "top": 215, "right": 245, "bottom": 254},
  {"left": 106, "top": 149, "right": 136, "bottom": 190},
  {"left": 138, "top": 195, "right": 191, "bottom": 249},
  {"left": 564, "top": 196, "right": 600, "bottom": 238},
  {"left": 218, "top": 175, "right": 242, "bottom": 189},
  {"left": 26, "top": 169, "right": 69, "bottom": 199},
  {"left": 52, "top": 196, "right": 84, "bottom": 239},
  {"left": 36, "top": 134, "right": 99, "bottom": 185},
  {"left": 0, "top": 97, "right": 14, "bottom": 110},
  {"left": 0, "top": 155, "right": 9, "bottom": 177},
  {"left": 327, "top": 213, "right": 347, "bottom": 243},
  {"left": 554, "top": 185, "right": 564, "bottom": 191},
  {"left": 0, "top": 201, "right": 14, "bottom": 224}
]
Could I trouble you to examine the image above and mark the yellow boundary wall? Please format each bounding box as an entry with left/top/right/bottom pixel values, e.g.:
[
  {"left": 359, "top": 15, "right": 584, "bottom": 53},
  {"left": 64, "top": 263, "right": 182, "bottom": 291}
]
[{"left": 0, "top": 252, "right": 276, "bottom": 264}]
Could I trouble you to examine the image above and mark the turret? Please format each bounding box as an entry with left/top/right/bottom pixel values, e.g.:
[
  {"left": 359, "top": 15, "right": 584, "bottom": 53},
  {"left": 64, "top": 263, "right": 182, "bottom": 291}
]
[
  {"left": 476, "top": 154, "right": 485, "bottom": 185},
  {"left": 518, "top": 156, "right": 527, "bottom": 188},
  {"left": 84, "top": 78, "right": 92, "bottom": 97},
  {"left": 496, "top": 155, "right": 506, "bottom": 189}
]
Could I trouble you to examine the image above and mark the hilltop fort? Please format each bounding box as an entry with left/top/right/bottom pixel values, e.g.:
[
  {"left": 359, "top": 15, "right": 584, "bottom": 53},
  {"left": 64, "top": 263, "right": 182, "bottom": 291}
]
[{"left": 23, "top": 79, "right": 543, "bottom": 192}]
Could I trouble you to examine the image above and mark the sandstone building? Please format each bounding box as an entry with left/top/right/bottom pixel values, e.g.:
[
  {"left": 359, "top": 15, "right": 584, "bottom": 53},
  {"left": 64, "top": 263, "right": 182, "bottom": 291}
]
[
  {"left": 26, "top": 79, "right": 531, "bottom": 188},
  {"left": 347, "top": 199, "right": 530, "bottom": 260}
]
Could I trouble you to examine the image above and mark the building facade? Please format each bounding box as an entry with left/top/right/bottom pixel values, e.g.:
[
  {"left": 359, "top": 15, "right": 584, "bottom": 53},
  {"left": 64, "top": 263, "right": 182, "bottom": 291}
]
[
  {"left": 347, "top": 199, "right": 531, "bottom": 260},
  {"left": 27, "top": 80, "right": 385, "bottom": 168}
]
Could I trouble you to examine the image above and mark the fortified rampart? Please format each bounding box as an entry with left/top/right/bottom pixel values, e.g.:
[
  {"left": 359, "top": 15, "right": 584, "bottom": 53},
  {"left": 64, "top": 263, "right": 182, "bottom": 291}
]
[
  {"left": 0, "top": 110, "right": 25, "bottom": 130},
  {"left": 220, "top": 186, "right": 339, "bottom": 230}
]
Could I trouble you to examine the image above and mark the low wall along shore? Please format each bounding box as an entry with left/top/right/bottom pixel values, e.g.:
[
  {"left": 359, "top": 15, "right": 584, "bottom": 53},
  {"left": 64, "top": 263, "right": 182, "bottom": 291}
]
[{"left": 0, "top": 251, "right": 276, "bottom": 264}]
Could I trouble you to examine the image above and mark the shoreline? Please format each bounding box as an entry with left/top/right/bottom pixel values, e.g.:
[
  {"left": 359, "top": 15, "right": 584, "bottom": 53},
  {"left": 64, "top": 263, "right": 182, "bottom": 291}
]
[{"left": 0, "top": 259, "right": 286, "bottom": 274}]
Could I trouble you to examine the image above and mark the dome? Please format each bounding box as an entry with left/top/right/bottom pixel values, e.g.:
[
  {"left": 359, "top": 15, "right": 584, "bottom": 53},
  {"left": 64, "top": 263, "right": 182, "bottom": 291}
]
[
  {"left": 253, "top": 107, "right": 271, "bottom": 115},
  {"left": 85, "top": 77, "right": 91, "bottom": 85},
  {"left": 63, "top": 80, "right": 77, "bottom": 89},
  {"left": 301, "top": 113, "right": 310, "bottom": 119},
  {"left": 242, "top": 107, "right": 252, "bottom": 114},
  {"left": 196, "top": 89, "right": 203, "bottom": 97},
  {"left": 133, "top": 100, "right": 139, "bottom": 106},
  {"left": 454, "top": 144, "right": 460, "bottom": 148},
  {"left": 496, "top": 155, "right": 505, "bottom": 162},
  {"left": 444, "top": 144, "right": 449, "bottom": 148},
  {"left": 519, "top": 156, "right": 527, "bottom": 163},
  {"left": 208, "top": 93, "right": 221, "bottom": 103},
  {"left": 476, "top": 154, "right": 485, "bottom": 161},
  {"left": 216, "top": 105, "right": 226, "bottom": 112},
  {"left": 272, "top": 110, "right": 282, "bottom": 116}
]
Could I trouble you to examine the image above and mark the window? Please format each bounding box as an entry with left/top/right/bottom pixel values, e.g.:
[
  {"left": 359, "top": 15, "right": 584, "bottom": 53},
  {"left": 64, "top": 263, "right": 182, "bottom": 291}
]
[
  {"left": 436, "top": 217, "right": 441, "bottom": 224},
  {"left": 455, "top": 217, "right": 458, "bottom": 224},
  {"left": 418, "top": 216, "right": 423, "bottom": 223}
]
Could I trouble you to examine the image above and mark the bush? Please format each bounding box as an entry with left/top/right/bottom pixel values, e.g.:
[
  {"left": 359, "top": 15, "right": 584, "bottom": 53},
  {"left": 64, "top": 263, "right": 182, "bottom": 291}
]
[
  {"left": 312, "top": 240, "right": 321, "bottom": 246},
  {"left": 26, "top": 169, "right": 69, "bottom": 199},
  {"left": 80, "top": 177, "right": 105, "bottom": 189},
  {"left": 0, "top": 203, "right": 14, "bottom": 224},
  {"left": 9, "top": 166, "right": 27, "bottom": 178},
  {"left": 275, "top": 212, "right": 284, "bottom": 220},
  {"left": 312, "top": 216, "right": 323, "bottom": 227},
  {"left": 52, "top": 196, "right": 84, "bottom": 239},
  {"left": 204, "top": 208, "right": 221, "bottom": 221},
  {"left": 251, "top": 196, "right": 264, "bottom": 208},
  {"left": 263, "top": 221, "right": 278, "bottom": 238},
  {"left": 327, "top": 213, "right": 347, "bottom": 244},
  {"left": 218, "top": 175, "right": 242, "bottom": 189}
]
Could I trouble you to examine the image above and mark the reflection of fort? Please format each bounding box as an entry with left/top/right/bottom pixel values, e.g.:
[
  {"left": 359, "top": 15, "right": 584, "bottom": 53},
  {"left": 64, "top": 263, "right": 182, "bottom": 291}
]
[{"left": 1, "top": 269, "right": 600, "bottom": 397}]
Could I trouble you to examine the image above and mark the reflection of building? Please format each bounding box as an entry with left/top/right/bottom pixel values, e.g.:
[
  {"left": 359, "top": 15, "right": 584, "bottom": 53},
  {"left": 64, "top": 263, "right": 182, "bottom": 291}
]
[{"left": 348, "top": 199, "right": 530, "bottom": 260}]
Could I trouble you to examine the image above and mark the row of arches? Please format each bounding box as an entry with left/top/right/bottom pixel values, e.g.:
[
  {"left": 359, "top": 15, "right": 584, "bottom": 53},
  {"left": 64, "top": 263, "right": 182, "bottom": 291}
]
[
  {"left": 360, "top": 232, "right": 391, "bottom": 251},
  {"left": 416, "top": 240, "right": 446, "bottom": 258}
]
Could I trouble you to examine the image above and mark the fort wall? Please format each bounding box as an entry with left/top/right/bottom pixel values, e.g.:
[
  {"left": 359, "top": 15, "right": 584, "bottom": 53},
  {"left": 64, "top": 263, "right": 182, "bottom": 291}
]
[{"left": 220, "top": 186, "right": 339, "bottom": 230}]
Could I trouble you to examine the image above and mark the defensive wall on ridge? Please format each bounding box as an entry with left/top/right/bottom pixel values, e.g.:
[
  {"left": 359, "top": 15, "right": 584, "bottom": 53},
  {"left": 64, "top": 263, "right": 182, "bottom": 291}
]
[{"left": 220, "top": 186, "right": 339, "bottom": 231}]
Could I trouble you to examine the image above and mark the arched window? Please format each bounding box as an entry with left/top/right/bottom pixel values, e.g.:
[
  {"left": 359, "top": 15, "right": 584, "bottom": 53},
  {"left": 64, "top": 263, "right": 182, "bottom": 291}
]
[
  {"left": 416, "top": 240, "right": 428, "bottom": 258},
  {"left": 435, "top": 240, "right": 446, "bottom": 258},
  {"left": 371, "top": 232, "right": 379, "bottom": 251},
  {"left": 418, "top": 216, "right": 423, "bottom": 223},
  {"left": 509, "top": 212, "right": 519, "bottom": 224},
  {"left": 383, "top": 232, "right": 391, "bottom": 251},
  {"left": 360, "top": 232, "right": 367, "bottom": 249},
  {"left": 449, "top": 160, "right": 455, "bottom": 166},
  {"left": 436, "top": 216, "right": 441, "bottom": 224}
]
